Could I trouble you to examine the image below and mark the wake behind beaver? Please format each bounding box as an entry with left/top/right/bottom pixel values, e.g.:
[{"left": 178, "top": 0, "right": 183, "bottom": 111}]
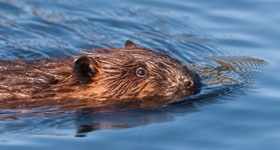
[{"left": 0, "top": 40, "right": 201, "bottom": 109}]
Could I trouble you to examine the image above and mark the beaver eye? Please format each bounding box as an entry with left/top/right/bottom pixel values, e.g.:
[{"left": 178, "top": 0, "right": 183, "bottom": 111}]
[{"left": 136, "top": 67, "right": 147, "bottom": 77}]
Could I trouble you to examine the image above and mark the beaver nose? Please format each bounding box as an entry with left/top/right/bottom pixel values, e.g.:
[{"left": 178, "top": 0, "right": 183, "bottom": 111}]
[
  {"left": 182, "top": 76, "right": 201, "bottom": 95},
  {"left": 184, "top": 79, "right": 194, "bottom": 88}
]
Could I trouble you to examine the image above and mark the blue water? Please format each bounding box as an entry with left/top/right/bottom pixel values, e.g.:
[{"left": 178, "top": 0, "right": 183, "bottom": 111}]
[{"left": 0, "top": 0, "right": 279, "bottom": 149}]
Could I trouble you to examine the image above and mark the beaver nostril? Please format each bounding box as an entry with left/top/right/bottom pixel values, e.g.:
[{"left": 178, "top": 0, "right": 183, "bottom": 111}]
[{"left": 185, "top": 80, "right": 193, "bottom": 87}]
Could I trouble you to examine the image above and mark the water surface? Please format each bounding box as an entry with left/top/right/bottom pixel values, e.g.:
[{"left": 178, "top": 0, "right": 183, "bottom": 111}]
[{"left": 0, "top": 0, "right": 279, "bottom": 149}]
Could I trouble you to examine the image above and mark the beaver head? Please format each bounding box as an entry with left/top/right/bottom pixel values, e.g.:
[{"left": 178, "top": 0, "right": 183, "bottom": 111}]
[{"left": 68, "top": 40, "right": 201, "bottom": 105}]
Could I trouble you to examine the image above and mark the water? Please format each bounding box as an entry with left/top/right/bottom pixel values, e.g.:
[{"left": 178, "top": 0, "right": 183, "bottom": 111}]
[{"left": 0, "top": 0, "right": 279, "bottom": 149}]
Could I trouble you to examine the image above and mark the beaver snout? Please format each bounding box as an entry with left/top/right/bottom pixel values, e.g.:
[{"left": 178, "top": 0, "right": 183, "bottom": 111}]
[
  {"left": 183, "top": 78, "right": 194, "bottom": 88},
  {"left": 187, "top": 73, "right": 202, "bottom": 95},
  {"left": 179, "top": 72, "right": 201, "bottom": 97}
]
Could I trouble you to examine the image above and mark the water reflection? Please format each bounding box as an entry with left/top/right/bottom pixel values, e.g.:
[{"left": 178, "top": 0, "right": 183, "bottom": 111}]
[{"left": 74, "top": 104, "right": 198, "bottom": 137}]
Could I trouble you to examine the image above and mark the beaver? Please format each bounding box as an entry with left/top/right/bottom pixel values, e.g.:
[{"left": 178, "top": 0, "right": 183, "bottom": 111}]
[{"left": 0, "top": 40, "right": 201, "bottom": 109}]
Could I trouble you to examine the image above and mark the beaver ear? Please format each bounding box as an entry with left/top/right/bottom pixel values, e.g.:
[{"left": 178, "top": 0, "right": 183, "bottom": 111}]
[
  {"left": 125, "top": 40, "right": 137, "bottom": 48},
  {"left": 73, "top": 56, "right": 98, "bottom": 84}
]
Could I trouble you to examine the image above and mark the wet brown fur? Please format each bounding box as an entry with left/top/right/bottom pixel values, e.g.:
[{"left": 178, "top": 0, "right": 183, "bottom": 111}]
[{"left": 0, "top": 40, "right": 201, "bottom": 109}]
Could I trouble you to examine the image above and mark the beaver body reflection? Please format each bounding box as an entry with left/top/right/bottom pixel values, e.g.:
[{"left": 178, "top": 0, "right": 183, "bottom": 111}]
[{"left": 0, "top": 40, "right": 201, "bottom": 109}]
